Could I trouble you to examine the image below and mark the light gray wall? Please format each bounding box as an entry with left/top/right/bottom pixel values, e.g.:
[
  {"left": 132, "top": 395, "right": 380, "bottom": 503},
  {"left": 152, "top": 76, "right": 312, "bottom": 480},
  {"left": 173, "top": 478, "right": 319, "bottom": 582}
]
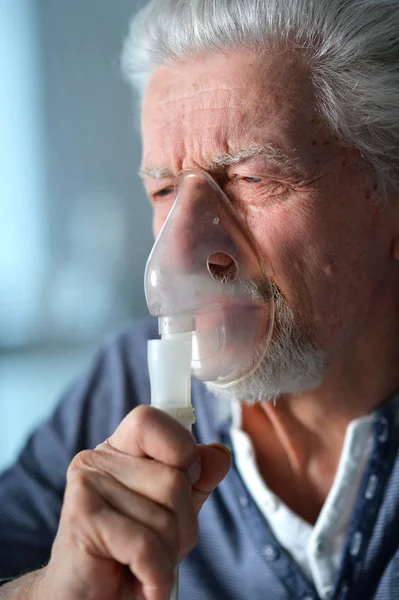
[
  {"left": 37, "top": 0, "right": 152, "bottom": 335},
  {"left": 0, "top": 0, "right": 48, "bottom": 344}
]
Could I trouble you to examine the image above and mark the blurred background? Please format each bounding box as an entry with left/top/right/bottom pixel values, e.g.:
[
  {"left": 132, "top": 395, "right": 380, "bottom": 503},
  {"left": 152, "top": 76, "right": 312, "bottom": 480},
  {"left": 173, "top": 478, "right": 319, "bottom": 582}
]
[{"left": 0, "top": 0, "right": 152, "bottom": 471}]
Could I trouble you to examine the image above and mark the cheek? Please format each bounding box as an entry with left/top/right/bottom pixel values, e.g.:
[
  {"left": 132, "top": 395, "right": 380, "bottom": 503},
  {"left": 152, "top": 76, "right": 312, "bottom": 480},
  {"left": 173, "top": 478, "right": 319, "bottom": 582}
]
[
  {"left": 153, "top": 205, "right": 173, "bottom": 238},
  {"left": 246, "top": 202, "right": 317, "bottom": 311},
  {"left": 243, "top": 192, "right": 390, "bottom": 347}
]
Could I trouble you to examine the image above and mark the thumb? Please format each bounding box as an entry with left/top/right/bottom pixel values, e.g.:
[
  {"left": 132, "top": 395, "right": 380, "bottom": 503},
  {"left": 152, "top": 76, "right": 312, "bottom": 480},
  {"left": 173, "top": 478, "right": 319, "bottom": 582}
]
[{"left": 192, "top": 443, "right": 232, "bottom": 514}]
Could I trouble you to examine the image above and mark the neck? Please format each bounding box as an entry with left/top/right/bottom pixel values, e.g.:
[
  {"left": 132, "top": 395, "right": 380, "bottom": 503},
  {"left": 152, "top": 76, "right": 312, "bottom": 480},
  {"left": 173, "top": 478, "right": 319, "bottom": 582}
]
[
  {"left": 241, "top": 303, "right": 399, "bottom": 524},
  {"left": 241, "top": 399, "right": 347, "bottom": 524}
]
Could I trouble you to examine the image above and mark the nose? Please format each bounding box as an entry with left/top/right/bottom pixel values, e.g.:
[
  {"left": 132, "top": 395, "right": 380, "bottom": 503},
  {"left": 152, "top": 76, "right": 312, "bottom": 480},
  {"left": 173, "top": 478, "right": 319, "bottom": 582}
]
[
  {"left": 159, "top": 172, "right": 239, "bottom": 273},
  {"left": 207, "top": 251, "right": 238, "bottom": 283}
]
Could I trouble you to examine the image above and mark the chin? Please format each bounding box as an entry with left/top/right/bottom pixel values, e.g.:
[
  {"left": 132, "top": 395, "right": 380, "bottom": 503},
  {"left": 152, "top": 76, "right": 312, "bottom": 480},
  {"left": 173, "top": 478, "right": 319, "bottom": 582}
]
[{"left": 203, "top": 333, "right": 325, "bottom": 405}]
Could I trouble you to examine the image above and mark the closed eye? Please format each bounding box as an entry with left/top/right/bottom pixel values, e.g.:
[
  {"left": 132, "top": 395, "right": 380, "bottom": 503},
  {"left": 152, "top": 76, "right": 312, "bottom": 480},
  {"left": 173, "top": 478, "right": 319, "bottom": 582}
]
[
  {"left": 226, "top": 176, "right": 291, "bottom": 204},
  {"left": 241, "top": 177, "right": 289, "bottom": 195},
  {"left": 243, "top": 177, "right": 262, "bottom": 183},
  {"left": 153, "top": 186, "right": 175, "bottom": 199}
]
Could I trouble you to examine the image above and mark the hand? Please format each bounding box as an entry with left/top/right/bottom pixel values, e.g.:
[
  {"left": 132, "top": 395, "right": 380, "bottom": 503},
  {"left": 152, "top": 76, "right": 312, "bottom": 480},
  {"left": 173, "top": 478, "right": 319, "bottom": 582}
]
[{"left": 41, "top": 406, "right": 231, "bottom": 600}]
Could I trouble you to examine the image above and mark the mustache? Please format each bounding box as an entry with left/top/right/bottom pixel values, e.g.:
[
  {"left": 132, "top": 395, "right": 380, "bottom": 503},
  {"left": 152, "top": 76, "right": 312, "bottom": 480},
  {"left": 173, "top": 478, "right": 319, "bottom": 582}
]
[
  {"left": 243, "top": 278, "right": 313, "bottom": 343},
  {"left": 241, "top": 278, "right": 287, "bottom": 309},
  {"left": 237, "top": 278, "right": 275, "bottom": 303}
]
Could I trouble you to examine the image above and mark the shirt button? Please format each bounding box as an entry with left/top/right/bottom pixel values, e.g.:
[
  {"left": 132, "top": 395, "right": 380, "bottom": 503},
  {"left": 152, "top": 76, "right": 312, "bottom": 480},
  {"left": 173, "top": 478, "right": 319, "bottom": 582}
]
[
  {"left": 364, "top": 473, "right": 378, "bottom": 500},
  {"left": 315, "top": 538, "right": 325, "bottom": 554},
  {"left": 376, "top": 416, "right": 389, "bottom": 442},
  {"left": 239, "top": 495, "right": 249, "bottom": 507},
  {"left": 261, "top": 544, "right": 280, "bottom": 561},
  {"left": 350, "top": 531, "right": 362, "bottom": 556},
  {"left": 323, "top": 587, "right": 334, "bottom": 600}
]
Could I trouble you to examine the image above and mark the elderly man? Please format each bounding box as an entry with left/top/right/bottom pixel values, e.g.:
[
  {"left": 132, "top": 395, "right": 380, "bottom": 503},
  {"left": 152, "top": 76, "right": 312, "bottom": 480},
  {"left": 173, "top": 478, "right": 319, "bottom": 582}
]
[{"left": 1, "top": 0, "right": 399, "bottom": 599}]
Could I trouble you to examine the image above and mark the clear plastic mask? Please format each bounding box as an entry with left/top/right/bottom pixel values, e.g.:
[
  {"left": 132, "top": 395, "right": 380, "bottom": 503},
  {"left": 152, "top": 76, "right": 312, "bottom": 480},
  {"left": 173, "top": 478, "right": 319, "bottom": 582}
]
[{"left": 145, "top": 168, "right": 275, "bottom": 387}]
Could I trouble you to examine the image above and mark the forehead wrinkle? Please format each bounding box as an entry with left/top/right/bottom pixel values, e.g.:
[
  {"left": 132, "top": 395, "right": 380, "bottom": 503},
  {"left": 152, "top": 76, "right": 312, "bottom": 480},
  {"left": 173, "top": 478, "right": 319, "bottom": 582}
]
[{"left": 149, "top": 84, "right": 250, "bottom": 108}]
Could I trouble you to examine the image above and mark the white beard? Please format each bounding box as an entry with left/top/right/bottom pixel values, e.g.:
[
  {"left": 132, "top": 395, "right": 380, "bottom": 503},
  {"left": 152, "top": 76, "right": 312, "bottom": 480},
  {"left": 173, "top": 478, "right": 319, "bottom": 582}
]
[{"left": 204, "top": 284, "right": 325, "bottom": 405}]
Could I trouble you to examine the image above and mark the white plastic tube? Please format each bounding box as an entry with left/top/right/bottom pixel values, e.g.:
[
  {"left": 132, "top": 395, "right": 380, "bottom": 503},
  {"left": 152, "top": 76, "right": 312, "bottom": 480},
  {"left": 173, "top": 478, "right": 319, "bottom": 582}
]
[
  {"left": 148, "top": 330, "right": 195, "bottom": 430},
  {"left": 148, "top": 329, "right": 196, "bottom": 600}
]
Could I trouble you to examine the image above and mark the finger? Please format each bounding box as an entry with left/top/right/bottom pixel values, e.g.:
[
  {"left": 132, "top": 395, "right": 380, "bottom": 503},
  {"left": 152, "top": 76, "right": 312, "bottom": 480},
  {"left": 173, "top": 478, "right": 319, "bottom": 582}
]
[
  {"left": 74, "top": 468, "right": 180, "bottom": 560},
  {"left": 85, "top": 442, "right": 230, "bottom": 548},
  {"left": 88, "top": 508, "right": 175, "bottom": 600},
  {"left": 108, "top": 406, "right": 199, "bottom": 471},
  {"left": 192, "top": 444, "right": 232, "bottom": 514},
  {"left": 61, "top": 478, "right": 176, "bottom": 600},
  {"left": 71, "top": 448, "right": 198, "bottom": 556}
]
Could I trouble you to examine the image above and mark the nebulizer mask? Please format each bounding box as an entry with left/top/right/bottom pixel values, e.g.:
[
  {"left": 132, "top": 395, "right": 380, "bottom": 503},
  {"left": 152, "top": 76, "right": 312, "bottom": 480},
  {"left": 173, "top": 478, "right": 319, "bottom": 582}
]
[
  {"left": 145, "top": 167, "right": 275, "bottom": 418},
  {"left": 145, "top": 168, "right": 274, "bottom": 598}
]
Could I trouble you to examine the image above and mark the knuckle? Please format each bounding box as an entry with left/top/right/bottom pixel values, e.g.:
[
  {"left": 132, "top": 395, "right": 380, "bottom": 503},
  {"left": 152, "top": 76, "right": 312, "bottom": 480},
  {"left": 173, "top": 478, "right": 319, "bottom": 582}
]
[
  {"left": 66, "top": 465, "right": 91, "bottom": 491},
  {"left": 69, "top": 449, "right": 98, "bottom": 473},
  {"left": 65, "top": 456, "right": 102, "bottom": 510},
  {"left": 131, "top": 404, "right": 156, "bottom": 430},
  {"left": 153, "top": 509, "right": 178, "bottom": 543},
  {"left": 64, "top": 472, "right": 95, "bottom": 517},
  {"left": 135, "top": 527, "right": 161, "bottom": 561},
  {"left": 62, "top": 516, "right": 95, "bottom": 553},
  {"left": 164, "top": 467, "right": 188, "bottom": 499}
]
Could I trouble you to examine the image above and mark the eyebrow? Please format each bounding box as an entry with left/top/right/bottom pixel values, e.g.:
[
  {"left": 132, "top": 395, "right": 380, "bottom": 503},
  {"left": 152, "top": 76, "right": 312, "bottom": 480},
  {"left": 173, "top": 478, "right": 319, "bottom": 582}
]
[
  {"left": 138, "top": 166, "right": 174, "bottom": 180},
  {"left": 138, "top": 143, "right": 298, "bottom": 180}
]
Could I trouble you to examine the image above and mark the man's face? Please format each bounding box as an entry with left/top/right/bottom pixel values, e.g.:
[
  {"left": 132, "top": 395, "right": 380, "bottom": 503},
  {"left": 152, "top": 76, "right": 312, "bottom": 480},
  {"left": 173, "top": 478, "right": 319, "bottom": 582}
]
[{"left": 141, "top": 49, "right": 397, "bottom": 394}]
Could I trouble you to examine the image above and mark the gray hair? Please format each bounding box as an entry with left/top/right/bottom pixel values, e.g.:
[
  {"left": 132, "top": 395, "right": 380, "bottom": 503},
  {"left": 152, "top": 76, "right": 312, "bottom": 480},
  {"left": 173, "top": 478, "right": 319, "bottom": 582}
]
[{"left": 122, "top": 0, "right": 399, "bottom": 196}]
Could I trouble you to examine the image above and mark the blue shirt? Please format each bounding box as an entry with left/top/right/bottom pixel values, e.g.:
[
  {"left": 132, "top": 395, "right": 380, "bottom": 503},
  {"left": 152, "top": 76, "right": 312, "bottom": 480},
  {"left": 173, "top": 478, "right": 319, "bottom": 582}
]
[{"left": 1, "top": 319, "right": 399, "bottom": 599}]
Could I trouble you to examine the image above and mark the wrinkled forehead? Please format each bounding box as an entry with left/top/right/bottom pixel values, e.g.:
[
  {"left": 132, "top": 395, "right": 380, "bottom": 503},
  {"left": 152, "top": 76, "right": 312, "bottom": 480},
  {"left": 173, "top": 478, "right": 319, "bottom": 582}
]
[
  {"left": 143, "top": 48, "right": 314, "bottom": 125},
  {"left": 140, "top": 48, "right": 333, "bottom": 173}
]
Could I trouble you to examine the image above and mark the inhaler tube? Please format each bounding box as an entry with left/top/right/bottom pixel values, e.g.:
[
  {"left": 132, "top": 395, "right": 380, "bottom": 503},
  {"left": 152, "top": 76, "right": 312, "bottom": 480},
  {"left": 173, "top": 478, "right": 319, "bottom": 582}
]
[
  {"left": 148, "top": 330, "right": 195, "bottom": 430},
  {"left": 147, "top": 328, "right": 195, "bottom": 600}
]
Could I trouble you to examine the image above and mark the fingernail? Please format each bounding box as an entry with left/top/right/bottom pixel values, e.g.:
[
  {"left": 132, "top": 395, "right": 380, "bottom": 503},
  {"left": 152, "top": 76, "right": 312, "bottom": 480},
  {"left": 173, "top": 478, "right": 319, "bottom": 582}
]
[
  {"left": 186, "top": 458, "right": 202, "bottom": 484},
  {"left": 208, "top": 443, "right": 232, "bottom": 460}
]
